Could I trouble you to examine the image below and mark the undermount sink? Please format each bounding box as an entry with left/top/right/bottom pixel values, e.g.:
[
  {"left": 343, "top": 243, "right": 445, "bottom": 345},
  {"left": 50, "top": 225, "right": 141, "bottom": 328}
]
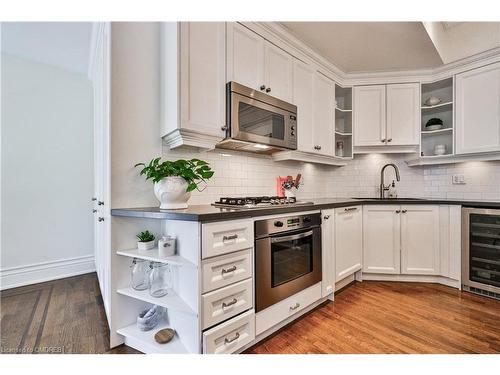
[{"left": 351, "top": 197, "right": 427, "bottom": 201}]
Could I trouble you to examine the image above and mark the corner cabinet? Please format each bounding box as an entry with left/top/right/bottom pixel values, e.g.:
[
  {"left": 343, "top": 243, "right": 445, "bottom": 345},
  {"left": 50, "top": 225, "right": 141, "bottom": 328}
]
[
  {"left": 400, "top": 205, "right": 440, "bottom": 275},
  {"left": 354, "top": 83, "right": 419, "bottom": 150},
  {"left": 161, "top": 22, "right": 226, "bottom": 150},
  {"left": 334, "top": 206, "right": 363, "bottom": 282},
  {"left": 363, "top": 205, "right": 440, "bottom": 276},
  {"left": 363, "top": 205, "right": 401, "bottom": 274},
  {"left": 353, "top": 85, "right": 386, "bottom": 146},
  {"left": 455, "top": 62, "right": 500, "bottom": 155}
]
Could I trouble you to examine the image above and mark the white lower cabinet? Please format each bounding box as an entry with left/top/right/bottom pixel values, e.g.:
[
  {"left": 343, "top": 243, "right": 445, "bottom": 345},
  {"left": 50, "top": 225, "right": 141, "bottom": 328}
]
[
  {"left": 363, "top": 205, "right": 440, "bottom": 276},
  {"left": 201, "top": 249, "right": 253, "bottom": 293},
  {"left": 363, "top": 205, "right": 401, "bottom": 274},
  {"left": 203, "top": 309, "right": 255, "bottom": 354},
  {"left": 401, "top": 205, "right": 440, "bottom": 275},
  {"left": 202, "top": 278, "right": 253, "bottom": 329},
  {"left": 255, "top": 282, "right": 321, "bottom": 335},
  {"left": 335, "top": 206, "right": 363, "bottom": 282},
  {"left": 321, "top": 209, "right": 335, "bottom": 297}
]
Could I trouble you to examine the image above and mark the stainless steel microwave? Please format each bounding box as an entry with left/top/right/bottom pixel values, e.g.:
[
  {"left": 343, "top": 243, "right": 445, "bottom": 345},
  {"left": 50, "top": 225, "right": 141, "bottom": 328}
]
[{"left": 218, "top": 82, "right": 297, "bottom": 153}]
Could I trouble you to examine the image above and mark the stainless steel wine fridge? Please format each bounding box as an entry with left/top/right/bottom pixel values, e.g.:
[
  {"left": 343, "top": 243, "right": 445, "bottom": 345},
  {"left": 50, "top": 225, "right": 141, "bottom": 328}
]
[{"left": 462, "top": 207, "right": 500, "bottom": 299}]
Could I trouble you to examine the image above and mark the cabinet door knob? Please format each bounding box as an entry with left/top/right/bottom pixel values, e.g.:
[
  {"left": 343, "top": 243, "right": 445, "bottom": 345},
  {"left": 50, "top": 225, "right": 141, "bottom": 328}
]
[
  {"left": 93, "top": 209, "right": 97, "bottom": 213},
  {"left": 221, "top": 125, "right": 228, "bottom": 131},
  {"left": 387, "top": 138, "right": 392, "bottom": 142},
  {"left": 92, "top": 197, "right": 97, "bottom": 201},
  {"left": 395, "top": 210, "right": 401, "bottom": 213},
  {"left": 381, "top": 139, "right": 386, "bottom": 143},
  {"left": 98, "top": 217, "right": 104, "bottom": 222},
  {"left": 402, "top": 209, "right": 407, "bottom": 213},
  {"left": 265, "top": 87, "right": 271, "bottom": 93},
  {"left": 323, "top": 215, "right": 330, "bottom": 220},
  {"left": 260, "top": 85, "right": 266, "bottom": 91},
  {"left": 98, "top": 201, "right": 104, "bottom": 206}
]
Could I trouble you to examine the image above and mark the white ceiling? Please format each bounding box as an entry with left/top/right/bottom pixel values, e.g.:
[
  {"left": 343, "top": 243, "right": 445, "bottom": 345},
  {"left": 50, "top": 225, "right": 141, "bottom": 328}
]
[
  {"left": 1, "top": 22, "right": 93, "bottom": 76},
  {"left": 281, "top": 22, "right": 444, "bottom": 73}
]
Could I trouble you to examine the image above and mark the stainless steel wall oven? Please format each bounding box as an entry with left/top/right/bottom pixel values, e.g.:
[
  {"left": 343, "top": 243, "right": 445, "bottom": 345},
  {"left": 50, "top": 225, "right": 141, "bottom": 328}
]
[{"left": 254, "top": 213, "right": 322, "bottom": 312}]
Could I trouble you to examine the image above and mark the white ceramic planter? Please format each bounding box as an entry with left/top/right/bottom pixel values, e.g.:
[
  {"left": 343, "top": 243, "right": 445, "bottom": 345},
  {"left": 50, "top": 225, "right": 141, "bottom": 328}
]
[
  {"left": 138, "top": 240, "right": 155, "bottom": 251},
  {"left": 154, "top": 176, "right": 191, "bottom": 209}
]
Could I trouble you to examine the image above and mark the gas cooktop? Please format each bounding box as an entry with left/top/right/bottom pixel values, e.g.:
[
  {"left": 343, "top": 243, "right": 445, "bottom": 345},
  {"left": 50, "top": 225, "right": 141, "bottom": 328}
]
[{"left": 212, "top": 196, "right": 313, "bottom": 209}]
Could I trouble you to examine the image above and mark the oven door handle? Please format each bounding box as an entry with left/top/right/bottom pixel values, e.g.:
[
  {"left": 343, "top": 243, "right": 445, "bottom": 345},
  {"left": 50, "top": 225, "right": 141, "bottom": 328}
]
[{"left": 270, "top": 230, "right": 314, "bottom": 243}]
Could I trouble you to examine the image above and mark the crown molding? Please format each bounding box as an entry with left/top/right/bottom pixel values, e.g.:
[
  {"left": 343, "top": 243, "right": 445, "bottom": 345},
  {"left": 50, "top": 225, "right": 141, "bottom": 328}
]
[{"left": 241, "top": 22, "right": 500, "bottom": 87}]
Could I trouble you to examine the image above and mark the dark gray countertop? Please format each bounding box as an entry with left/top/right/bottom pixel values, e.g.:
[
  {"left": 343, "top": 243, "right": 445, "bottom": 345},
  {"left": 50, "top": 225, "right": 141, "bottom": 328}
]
[{"left": 111, "top": 198, "right": 500, "bottom": 222}]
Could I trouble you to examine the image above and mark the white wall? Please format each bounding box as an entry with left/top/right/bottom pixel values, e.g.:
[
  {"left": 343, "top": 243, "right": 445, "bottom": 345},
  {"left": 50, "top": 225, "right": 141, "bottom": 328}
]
[{"left": 1, "top": 52, "right": 94, "bottom": 289}]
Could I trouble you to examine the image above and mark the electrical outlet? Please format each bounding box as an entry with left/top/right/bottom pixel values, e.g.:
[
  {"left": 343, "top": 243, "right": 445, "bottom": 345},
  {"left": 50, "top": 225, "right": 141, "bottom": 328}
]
[{"left": 452, "top": 174, "right": 466, "bottom": 184}]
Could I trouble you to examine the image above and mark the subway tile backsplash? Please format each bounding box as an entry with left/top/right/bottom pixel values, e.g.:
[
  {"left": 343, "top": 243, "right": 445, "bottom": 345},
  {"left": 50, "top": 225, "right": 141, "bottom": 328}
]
[{"left": 162, "top": 145, "right": 500, "bottom": 204}]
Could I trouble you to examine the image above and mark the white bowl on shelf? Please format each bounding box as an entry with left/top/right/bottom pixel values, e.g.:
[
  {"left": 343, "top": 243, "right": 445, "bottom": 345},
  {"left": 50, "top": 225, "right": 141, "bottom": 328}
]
[{"left": 424, "top": 96, "right": 442, "bottom": 106}]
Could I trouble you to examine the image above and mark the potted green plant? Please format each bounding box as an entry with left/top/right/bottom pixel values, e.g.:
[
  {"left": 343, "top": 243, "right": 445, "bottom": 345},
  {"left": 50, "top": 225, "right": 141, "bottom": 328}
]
[
  {"left": 134, "top": 158, "right": 214, "bottom": 209},
  {"left": 137, "top": 230, "right": 155, "bottom": 251}
]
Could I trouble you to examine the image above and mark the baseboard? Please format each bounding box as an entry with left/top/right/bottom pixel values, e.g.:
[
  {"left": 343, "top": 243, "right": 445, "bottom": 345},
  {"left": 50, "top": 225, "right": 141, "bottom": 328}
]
[
  {"left": 0, "top": 255, "right": 96, "bottom": 290},
  {"left": 361, "top": 273, "right": 461, "bottom": 289}
]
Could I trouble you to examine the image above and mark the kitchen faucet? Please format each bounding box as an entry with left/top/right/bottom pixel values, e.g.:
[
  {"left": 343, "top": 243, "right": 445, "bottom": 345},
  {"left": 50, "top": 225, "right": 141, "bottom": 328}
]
[{"left": 380, "top": 163, "right": 400, "bottom": 198}]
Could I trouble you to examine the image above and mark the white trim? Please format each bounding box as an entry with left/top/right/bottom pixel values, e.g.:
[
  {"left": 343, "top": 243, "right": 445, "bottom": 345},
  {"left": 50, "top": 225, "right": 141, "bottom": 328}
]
[
  {"left": 362, "top": 273, "right": 460, "bottom": 289},
  {"left": 0, "top": 255, "right": 96, "bottom": 290}
]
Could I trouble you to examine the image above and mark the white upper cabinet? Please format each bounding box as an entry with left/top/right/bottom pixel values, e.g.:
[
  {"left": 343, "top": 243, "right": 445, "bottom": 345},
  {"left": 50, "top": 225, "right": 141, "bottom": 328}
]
[
  {"left": 400, "top": 205, "right": 440, "bottom": 275},
  {"left": 227, "top": 23, "right": 293, "bottom": 102},
  {"left": 161, "top": 22, "right": 226, "bottom": 148},
  {"left": 264, "top": 42, "right": 293, "bottom": 102},
  {"left": 354, "top": 83, "right": 420, "bottom": 148},
  {"left": 363, "top": 205, "right": 401, "bottom": 274},
  {"left": 293, "top": 60, "right": 315, "bottom": 153},
  {"left": 335, "top": 206, "right": 363, "bottom": 282},
  {"left": 386, "top": 83, "right": 420, "bottom": 146},
  {"left": 226, "top": 23, "right": 265, "bottom": 91},
  {"left": 312, "top": 73, "right": 335, "bottom": 156},
  {"left": 455, "top": 62, "right": 500, "bottom": 154},
  {"left": 353, "top": 85, "right": 387, "bottom": 146}
]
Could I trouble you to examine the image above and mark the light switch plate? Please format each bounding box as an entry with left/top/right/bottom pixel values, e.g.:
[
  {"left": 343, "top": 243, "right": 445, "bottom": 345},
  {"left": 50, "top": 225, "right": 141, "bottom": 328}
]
[{"left": 452, "top": 174, "right": 466, "bottom": 184}]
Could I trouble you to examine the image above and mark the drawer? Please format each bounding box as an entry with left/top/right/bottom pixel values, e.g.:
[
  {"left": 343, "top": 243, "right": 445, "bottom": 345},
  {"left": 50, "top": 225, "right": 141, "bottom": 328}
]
[
  {"left": 255, "top": 282, "right": 321, "bottom": 335},
  {"left": 202, "top": 278, "right": 253, "bottom": 329},
  {"left": 202, "top": 219, "right": 253, "bottom": 259},
  {"left": 202, "top": 249, "right": 253, "bottom": 293},
  {"left": 202, "top": 309, "right": 255, "bottom": 354}
]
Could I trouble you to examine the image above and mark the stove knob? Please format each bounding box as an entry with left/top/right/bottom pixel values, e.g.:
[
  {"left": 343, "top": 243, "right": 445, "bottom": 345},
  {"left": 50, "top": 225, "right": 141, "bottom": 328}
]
[
  {"left": 274, "top": 221, "right": 284, "bottom": 227},
  {"left": 303, "top": 217, "right": 311, "bottom": 223}
]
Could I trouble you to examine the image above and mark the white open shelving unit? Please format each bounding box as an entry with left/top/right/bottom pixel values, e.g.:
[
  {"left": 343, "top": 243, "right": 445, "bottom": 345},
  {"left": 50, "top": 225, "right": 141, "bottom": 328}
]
[
  {"left": 113, "top": 219, "right": 201, "bottom": 354},
  {"left": 117, "top": 320, "right": 189, "bottom": 354},
  {"left": 335, "top": 84, "right": 353, "bottom": 158},
  {"left": 419, "top": 77, "right": 454, "bottom": 158}
]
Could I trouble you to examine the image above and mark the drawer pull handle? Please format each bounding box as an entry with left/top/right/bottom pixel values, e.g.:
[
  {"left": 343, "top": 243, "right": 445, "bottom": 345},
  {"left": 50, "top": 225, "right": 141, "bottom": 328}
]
[
  {"left": 222, "top": 298, "right": 238, "bottom": 309},
  {"left": 290, "top": 302, "right": 300, "bottom": 311},
  {"left": 323, "top": 215, "right": 330, "bottom": 220},
  {"left": 344, "top": 207, "right": 357, "bottom": 212},
  {"left": 223, "top": 234, "right": 238, "bottom": 242},
  {"left": 221, "top": 265, "right": 237, "bottom": 275},
  {"left": 224, "top": 332, "right": 240, "bottom": 344}
]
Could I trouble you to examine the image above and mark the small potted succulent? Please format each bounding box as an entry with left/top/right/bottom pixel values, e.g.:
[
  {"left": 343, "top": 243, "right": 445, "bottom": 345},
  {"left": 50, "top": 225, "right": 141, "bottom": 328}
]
[
  {"left": 137, "top": 230, "right": 156, "bottom": 251},
  {"left": 135, "top": 158, "right": 214, "bottom": 209}
]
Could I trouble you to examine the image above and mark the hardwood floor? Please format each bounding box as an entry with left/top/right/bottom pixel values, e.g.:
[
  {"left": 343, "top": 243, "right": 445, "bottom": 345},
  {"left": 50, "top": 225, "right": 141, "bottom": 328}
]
[
  {"left": 0, "top": 273, "right": 138, "bottom": 354},
  {"left": 245, "top": 281, "right": 500, "bottom": 354},
  {"left": 1, "top": 274, "right": 499, "bottom": 354}
]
